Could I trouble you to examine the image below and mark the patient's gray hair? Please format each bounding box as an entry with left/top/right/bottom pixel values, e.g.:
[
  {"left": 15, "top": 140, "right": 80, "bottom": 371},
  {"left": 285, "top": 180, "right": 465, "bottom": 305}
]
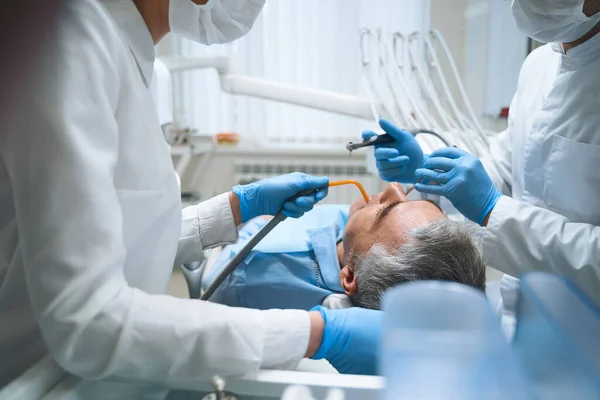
[{"left": 350, "top": 219, "right": 486, "bottom": 310}]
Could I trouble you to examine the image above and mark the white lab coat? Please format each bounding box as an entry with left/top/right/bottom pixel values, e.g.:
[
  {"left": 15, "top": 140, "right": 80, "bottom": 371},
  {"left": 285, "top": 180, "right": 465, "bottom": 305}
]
[
  {"left": 480, "top": 37, "right": 600, "bottom": 324},
  {"left": 0, "top": 0, "right": 309, "bottom": 396}
]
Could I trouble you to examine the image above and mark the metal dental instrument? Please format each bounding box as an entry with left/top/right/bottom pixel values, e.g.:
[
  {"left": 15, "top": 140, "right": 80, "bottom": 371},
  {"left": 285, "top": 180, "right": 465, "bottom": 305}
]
[
  {"left": 201, "top": 180, "right": 369, "bottom": 301},
  {"left": 346, "top": 133, "right": 395, "bottom": 152},
  {"left": 346, "top": 128, "right": 451, "bottom": 154}
]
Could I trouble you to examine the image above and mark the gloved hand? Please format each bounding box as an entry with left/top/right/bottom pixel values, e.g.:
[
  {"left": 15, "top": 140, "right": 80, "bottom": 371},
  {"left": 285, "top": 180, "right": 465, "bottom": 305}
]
[
  {"left": 310, "top": 306, "right": 382, "bottom": 375},
  {"left": 414, "top": 147, "right": 502, "bottom": 225},
  {"left": 362, "top": 118, "right": 426, "bottom": 183},
  {"left": 232, "top": 172, "right": 329, "bottom": 223}
]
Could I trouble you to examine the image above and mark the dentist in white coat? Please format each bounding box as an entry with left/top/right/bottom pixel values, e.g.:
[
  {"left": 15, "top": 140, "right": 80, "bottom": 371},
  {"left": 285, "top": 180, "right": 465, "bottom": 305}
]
[
  {"left": 367, "top": 0, "right": 600, "bottom": 327},
  {"left": 0, "top": 0, "right": 382, "bottom": 397}
]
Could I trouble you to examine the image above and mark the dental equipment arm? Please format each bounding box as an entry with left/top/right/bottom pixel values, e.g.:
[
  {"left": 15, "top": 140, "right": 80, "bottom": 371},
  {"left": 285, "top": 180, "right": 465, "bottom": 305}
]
[{"left": 161, "top": 56, "right": 383, "bottom": 122}]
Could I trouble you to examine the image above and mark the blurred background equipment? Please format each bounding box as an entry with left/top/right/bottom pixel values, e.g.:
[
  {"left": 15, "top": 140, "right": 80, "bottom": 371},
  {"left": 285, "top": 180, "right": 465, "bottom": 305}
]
[{"left": 153, "top": 0, "right": 530, "bottom": 208}]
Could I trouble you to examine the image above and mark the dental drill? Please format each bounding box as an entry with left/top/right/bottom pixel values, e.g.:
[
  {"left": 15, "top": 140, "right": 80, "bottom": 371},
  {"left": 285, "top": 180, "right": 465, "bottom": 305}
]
[{"left": 346, "top": 128, "right": 451, "bottom": 154}]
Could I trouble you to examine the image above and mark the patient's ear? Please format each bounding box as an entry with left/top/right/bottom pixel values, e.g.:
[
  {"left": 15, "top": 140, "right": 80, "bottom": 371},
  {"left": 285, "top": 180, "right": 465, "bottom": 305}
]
[{"left": 339, "top": 265, "right": 358, "bottom": 296}]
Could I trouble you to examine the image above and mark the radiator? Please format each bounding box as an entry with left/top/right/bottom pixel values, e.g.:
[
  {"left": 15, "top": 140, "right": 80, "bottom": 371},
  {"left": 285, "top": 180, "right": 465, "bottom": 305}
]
[{"left": 234, "top": 161, "right": 378, "bottom": 205}]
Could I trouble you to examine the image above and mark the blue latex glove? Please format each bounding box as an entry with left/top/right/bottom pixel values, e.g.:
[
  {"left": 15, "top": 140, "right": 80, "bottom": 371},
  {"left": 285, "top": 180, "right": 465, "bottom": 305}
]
[
  {"left": 414, "top": 147, "right": 502, "bottom": 225},
  {"left": 311, "top": 306, "right": 382, "bottom": 375},
  {"left": 362, "top": 118, "right": 426, "bottom": 183},
  {"left": 232, "top": 172, "right": 329, "bottom": 223}
]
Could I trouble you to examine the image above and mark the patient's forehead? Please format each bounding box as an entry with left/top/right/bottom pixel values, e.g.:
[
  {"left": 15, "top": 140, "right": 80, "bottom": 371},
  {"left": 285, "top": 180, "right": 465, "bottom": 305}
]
[
  {"left": 375, "top": 200, "right": 443, "bottom": 236},
  {"left": 349, "top": 200, "right": 445, "bottom": 255},
  {"left": 389, "top": 200, "right": 444, "bottom": 225}
]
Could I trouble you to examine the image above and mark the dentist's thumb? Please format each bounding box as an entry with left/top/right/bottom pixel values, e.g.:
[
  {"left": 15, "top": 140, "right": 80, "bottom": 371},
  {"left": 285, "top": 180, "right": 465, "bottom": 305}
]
[{"left": 379, "top": 118, "right": 413, "bottom": 143}]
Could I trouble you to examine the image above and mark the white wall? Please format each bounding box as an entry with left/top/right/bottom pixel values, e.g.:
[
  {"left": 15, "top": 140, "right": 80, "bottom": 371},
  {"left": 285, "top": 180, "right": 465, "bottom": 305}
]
[
  {"left": 464, "top": 0, "right": 500, "bottom": 131},
  {"left": 430, "top": 0, "right": 467, "bottom": 115},
  {"left": 461, "top": 0, "right": 527, "bottom": 132}
]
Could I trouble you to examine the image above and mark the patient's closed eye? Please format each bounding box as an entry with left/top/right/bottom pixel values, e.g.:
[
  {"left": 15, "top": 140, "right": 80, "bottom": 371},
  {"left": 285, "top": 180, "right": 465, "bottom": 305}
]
[
  {"left": 374, "top": 206, "right": 386, "bottom": 220},
  {"left": 372, "top": 201, "right": 401, "bottom": 228}
]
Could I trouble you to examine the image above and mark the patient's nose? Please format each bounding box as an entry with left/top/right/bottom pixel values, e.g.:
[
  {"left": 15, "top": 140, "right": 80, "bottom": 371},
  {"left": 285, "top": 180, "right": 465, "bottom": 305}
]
[{"left": 381, "top": 182, "right": 407, "bottom": 203}]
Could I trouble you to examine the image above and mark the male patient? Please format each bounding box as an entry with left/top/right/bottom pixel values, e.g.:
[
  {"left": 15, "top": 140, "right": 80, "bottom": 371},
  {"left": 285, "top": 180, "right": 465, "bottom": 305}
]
[{"left": 202, "top": 182, "right": 485, "bottom": 310}]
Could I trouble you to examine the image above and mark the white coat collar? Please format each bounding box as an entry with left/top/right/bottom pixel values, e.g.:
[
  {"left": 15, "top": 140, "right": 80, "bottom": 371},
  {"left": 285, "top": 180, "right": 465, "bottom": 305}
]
[
  {"left": 102, "top": 0, "right": 155, "bottom": 87},
  {"left": 551, "top": 30, "right": 600, "bottom": 65}
]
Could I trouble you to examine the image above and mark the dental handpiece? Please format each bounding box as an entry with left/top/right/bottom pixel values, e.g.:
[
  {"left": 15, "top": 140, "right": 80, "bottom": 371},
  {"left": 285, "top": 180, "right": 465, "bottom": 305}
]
[
  {"left": 346, "top": 128, "right": 451, "bottom": 153},
  {"left": 346, "top": 133, "right": 395, "bottom": 152}
]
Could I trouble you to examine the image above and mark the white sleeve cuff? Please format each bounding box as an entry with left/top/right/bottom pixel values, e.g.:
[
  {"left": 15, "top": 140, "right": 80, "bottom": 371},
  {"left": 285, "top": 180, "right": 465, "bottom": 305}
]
[
  {"left": 196, "top": 193, "right": 238, "bottom": 249},
  {"left": 259, "top": 310, "right": 310, "bottom": 370},
  {"left": 175, "top": 193, "right": 238, "bottom": 266}
]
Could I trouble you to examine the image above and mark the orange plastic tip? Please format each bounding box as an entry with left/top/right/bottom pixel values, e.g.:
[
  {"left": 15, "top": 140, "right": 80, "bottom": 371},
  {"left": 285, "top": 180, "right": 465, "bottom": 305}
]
[{"left": 328, "top": 180, "right": 369, "bottom": 203}]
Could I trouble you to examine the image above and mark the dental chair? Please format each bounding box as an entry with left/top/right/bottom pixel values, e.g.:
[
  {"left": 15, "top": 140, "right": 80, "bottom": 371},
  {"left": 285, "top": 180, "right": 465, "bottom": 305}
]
[{"left": 178, "top": 246, "right": 224, "bottom": 299}]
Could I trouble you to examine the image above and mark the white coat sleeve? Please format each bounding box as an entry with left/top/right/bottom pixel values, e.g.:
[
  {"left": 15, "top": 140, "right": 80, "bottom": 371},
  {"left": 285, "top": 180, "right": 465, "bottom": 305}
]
[
  {"left": 484, "top": 196, "right": 600, "bottom": 305},
  {"left": 3, "top": 0, "right": 309, "bottom": 383},
  {"left": 176, "top": 194, "right": 238, "bottom": 266}
]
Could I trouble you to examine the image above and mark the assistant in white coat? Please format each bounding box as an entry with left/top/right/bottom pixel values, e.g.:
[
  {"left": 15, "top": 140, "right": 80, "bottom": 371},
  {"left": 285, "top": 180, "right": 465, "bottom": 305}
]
[
  {"left": 479, "top": 33, "right": 600, "bottom": 325},
  {"left": 0, "top": 0, "right": 383, "bottom": 395},
  {"left": 369, "top": 2, "right": 600, "bottom": 307}
]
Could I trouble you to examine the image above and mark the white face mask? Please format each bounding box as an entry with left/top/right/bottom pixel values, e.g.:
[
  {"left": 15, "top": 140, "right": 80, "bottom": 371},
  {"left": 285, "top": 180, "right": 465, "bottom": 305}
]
[
  {"left": 169, "top": 0, "right": 264, "bottom": 45},
  {"left": 512, "top": 0, "right": 600, "bottom": 43}
]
